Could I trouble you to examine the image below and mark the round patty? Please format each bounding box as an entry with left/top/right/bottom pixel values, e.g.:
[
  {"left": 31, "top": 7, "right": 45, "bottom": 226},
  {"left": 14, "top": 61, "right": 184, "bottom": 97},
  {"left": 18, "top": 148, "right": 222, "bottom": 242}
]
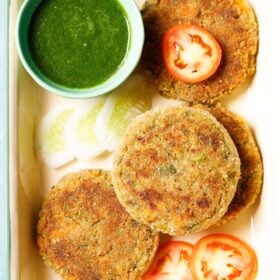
[
  {"left": 113, "top": 106, "right": 240, "bottom": 235},
  {"left": 141, "top": 0, "right": 258, "bottom": 104},
  {"left": 37, "top": 170, "right": 159, "bottom": 280},
  {"left": 202, "top": 105, "right": 263, "bottom": 224}
]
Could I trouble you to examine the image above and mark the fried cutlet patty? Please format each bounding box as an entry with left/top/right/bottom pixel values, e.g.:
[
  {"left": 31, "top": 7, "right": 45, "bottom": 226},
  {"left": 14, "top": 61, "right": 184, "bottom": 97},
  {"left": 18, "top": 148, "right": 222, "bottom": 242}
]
[
  {"left": 113, "top": 106, "right": 241, "bottom": 236},
  {"left": 142, "top": 0, "right": 258, "bottom": 103},
  {"left": 37, "top": 170, "right": 159, "bottom": 280},
  {"left": 202, "top": 105, "right": 263, "bottom": 224}
]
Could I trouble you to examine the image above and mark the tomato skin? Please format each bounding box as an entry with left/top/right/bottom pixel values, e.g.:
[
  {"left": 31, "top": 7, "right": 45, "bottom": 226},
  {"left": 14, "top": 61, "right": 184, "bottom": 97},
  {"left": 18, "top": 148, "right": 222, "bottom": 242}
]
[
  {"left": 191, "top": 233, "right": 258, "bottom": 280},
  {"left": 143, "top": 240, "right": 194, "bottom": 280},
  {"left": 162, "top": 23, "right": 222, "bottom": 83}
]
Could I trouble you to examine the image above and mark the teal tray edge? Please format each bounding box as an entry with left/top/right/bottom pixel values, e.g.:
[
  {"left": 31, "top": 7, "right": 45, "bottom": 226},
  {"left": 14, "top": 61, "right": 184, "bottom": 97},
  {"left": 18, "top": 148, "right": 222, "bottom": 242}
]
[{"left": 0, "top": 0, "right": 11, "bottom": 279}]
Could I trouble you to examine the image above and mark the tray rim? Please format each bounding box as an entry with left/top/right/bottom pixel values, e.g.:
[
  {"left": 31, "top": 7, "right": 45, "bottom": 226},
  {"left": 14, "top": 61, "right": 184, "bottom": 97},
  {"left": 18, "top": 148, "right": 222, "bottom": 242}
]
[{"left": 0, "top": 0, "right": 11, "bottom": 279}]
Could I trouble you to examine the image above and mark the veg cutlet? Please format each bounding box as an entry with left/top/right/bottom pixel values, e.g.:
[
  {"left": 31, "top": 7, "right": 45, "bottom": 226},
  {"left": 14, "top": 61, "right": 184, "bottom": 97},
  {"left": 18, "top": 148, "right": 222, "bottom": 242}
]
[
  {"left": 142, "top": 0, "right": 258, "bottom": 103},
  {"left": 37, "top": 170, "right": 159, "bottom": 280},
  {"left": 113, "top": 106, "right": 240, "bottom": 236},
  {"left": 202, "top": 105, "right": 263, "bottom": 224}
]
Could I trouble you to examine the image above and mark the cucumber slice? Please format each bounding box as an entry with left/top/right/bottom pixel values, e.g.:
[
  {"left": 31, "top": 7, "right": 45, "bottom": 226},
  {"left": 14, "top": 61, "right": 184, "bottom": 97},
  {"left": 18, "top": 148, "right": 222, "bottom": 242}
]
[
  {"left": 36, "top": 106, "right": 75, "bottom": 168},
  {"left": 95, "top": 73, "right": 152, "bottom": 151},
  {"left": 66, "top": 98, "right": 106, "bottom": 159}
]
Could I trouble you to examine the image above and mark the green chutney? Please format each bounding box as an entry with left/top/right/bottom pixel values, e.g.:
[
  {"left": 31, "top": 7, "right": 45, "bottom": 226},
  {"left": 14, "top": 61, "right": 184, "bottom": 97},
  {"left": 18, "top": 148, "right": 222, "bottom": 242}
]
[{"left": 29, "top": 0, "right": 130, "bottom": 89}]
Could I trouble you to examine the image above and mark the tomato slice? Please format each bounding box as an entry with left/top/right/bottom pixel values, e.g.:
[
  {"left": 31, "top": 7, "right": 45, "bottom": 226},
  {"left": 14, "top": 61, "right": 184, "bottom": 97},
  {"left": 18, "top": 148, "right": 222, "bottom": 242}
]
[
  {"left": 162, "top": 23, "right": 222, "bottom": 83},
  {"left": 143, "top": 240, "right": 194, "bottom": 280},
  {"left": 191, "top": 234, "right": 258, "bottom": 280}
]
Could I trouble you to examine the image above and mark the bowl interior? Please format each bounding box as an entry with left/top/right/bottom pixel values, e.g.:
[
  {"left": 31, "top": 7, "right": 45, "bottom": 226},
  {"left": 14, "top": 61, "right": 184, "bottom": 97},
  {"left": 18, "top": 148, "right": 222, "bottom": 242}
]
[{"left": 16, "top": 0, "right": 144, "bottom": 98}]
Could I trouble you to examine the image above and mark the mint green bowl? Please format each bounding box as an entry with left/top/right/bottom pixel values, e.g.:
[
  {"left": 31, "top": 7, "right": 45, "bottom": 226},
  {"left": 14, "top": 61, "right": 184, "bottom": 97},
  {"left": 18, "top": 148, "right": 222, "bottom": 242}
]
[{"left": 16, "top": 0, "right": 144, "bottom": 98}]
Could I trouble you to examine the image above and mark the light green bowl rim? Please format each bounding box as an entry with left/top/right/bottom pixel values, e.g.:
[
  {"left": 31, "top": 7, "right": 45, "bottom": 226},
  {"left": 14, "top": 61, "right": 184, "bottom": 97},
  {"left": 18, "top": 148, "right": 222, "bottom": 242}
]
[{"left": 15, "top": 0, "right": 144, "bottom": 98}]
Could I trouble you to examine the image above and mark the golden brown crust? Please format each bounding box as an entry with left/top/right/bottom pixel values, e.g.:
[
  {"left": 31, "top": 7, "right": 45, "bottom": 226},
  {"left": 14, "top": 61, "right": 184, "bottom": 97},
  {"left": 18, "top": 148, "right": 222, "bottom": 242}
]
[
  {"left": 199, "top": 105, "right": 263, "bottom": 224},
  {"left": 37, "top": 170, "right": 159, "bottom": 280},
  {"left": 141, "top": 0, "right": 258, "bottom": 103},
  {"left": 113, "top": 106, "right": 240, "bottom": 236}
]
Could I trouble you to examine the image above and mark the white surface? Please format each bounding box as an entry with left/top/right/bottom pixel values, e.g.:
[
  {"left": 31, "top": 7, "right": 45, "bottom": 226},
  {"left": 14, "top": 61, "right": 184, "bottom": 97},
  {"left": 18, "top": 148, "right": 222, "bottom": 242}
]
[{"left": 9, "top": 0, "right": 280, "bottom": 279}]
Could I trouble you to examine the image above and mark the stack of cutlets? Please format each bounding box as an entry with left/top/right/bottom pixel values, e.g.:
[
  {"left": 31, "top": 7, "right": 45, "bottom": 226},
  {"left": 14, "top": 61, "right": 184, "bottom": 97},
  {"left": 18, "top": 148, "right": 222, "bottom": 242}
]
[{"left": 113, "top": 104, "right": 262, "bottom": 236}]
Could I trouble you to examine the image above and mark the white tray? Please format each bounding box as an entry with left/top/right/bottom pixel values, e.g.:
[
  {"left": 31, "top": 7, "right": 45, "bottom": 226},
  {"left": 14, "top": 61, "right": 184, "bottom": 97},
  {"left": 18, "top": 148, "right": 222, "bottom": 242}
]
[{"left": 9, "top": 0, "right": 280, "bottom": 279}]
